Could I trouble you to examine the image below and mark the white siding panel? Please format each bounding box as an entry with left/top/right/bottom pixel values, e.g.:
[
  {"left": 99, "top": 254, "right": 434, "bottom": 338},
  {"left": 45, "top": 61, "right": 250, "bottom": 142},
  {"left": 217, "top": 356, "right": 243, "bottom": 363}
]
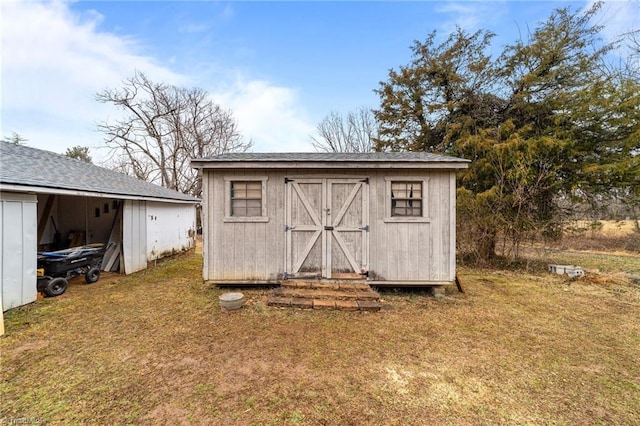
[
  {"left": 1, "top": 192, "right": 37, "bottom": 311},
  {"left": 146, "top": 201, "right": 196, "bottom": 261},
  {"left": 123, "top": 200, "right": 147, "bottom": 274}
]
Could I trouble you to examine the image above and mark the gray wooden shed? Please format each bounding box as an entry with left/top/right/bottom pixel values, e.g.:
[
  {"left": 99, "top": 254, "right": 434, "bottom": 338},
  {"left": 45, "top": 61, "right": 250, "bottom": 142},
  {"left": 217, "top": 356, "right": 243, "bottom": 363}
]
[{"left": 192, "top": 152, "right": 469, "bottom": 287}]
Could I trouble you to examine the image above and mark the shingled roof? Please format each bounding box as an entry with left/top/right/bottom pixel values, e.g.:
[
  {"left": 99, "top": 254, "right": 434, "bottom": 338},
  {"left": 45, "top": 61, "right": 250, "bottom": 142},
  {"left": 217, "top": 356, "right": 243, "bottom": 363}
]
[
  {"left": 0, "top": 142, "right": 198, "bottom": 202},
  {"left": 192, "top": 152, "right": 470, "bottom": 169}
]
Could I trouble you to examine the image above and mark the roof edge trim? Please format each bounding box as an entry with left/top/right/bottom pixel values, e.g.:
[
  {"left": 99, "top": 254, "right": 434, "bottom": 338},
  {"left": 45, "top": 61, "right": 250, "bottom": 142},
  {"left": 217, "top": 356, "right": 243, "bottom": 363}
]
[
  {"left": 0, "top": 184, "right": 201, "bottom": 204},
  {"left": 191, "top": 160, "right": 469, "bottom": 170}
]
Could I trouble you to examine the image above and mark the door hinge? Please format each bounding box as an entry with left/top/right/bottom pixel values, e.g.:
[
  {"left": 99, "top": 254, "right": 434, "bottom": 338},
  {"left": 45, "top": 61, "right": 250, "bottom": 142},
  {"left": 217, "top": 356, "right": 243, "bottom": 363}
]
[
  {"left": 284, "top": 177, "right": 293, "bottom": 183},
  {"left": 360, "top": 178, "right": 369, "bottom": 184},
  {"left": 285, "top": 225, "right": 295, "bottom": 231},
  {"left": 360, "top": 225, "right": 370, "bottom": 231}
]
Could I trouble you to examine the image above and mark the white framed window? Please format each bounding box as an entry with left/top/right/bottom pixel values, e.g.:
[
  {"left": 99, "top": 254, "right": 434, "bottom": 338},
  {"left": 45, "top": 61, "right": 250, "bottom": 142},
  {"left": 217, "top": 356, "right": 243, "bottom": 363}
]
[
  {"left": 224, "top": 177, "right": 269, "bottom": 222},
  {"left": 384, "top": 177, "right": 430, "bottom": 223}
]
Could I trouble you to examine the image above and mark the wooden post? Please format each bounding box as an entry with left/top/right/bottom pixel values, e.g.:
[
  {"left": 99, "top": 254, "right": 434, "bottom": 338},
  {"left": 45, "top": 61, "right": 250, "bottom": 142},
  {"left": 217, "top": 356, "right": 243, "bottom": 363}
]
[{"left": 36, "top": 195, "right": 55, "bottom": 245}]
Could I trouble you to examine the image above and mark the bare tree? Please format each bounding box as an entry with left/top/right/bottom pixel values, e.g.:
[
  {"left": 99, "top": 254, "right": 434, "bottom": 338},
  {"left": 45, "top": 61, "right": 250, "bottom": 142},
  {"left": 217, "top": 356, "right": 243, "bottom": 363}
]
[
  {"left": 96, "top": 71, "right": 251, "bottom": 196},
  {"left": 311, "top": 107, "right": 377, "bottom": 153}
]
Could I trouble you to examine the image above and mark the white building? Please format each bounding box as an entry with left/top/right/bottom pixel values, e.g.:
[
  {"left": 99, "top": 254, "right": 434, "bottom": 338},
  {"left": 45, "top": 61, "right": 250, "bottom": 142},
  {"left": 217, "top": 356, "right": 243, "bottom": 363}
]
[{"left": 0, "top": 141, "right": 199, "bottom": 312}]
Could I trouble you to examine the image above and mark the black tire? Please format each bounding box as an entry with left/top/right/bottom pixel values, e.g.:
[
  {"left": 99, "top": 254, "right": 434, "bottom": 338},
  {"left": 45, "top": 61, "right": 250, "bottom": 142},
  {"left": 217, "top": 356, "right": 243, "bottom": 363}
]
[
  {"left": 43, "top": 277, "right": 68, "bottom": 297},
  {"left": 85, "top": 267, "right": 101, "bottom": 284}
]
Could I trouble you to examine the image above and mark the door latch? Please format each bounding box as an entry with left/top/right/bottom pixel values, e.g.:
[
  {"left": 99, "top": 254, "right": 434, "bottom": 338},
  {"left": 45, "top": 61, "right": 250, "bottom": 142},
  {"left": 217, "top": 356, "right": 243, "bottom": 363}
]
[{"left": 324, "top": 226, "right": 334, "bottom": 231}]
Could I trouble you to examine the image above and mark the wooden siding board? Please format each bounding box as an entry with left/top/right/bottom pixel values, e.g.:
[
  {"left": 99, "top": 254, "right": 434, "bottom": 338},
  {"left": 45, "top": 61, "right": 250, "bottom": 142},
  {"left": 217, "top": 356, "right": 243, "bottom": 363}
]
[
  {"left": 418, "top": 222, "right": 430, "bottom": 280},
  {"left": 254, "top": 220, "right": 266, "bottom": 279},
  {"left": 399, "top": 224, "right": 410, "bottom": 280},
  {"left": 449, "top": 172, "right": 457, "bottom": 281},
  {"left": 233, "top": 222, "right": 242, "bottom": 279},
  {"left": 370, "top": 171, "right": 384, "bottom": 279},
  {"left": 273, "top": 172, "right": 285, "bottom": 279},
  {"left": 210, "top": 170, "right": 223, "bottom": 280},
  {"left": 441, "top": 171, "right": 452, "bottom": 280},
  {"left": 201, "top": 170, "right": 209, "bottom": 279},
  {"left": 221, "top": 173, "right": 235, "bottom": 280},
  {"left": 440, "top": 172, "right": 451, "bottom": 280},
  {"left": 432, "top": 173, "right": 444, "bottom": 280},
  {"left": 362, "top": 177, "right": 370, "bottom": 272},
  {"left": 407, "top": 222, "right": 421, "bottom": 280},
  {"left": 284, "top": 173, "right": 293, "bottom": 275},
  {"left": 436, "top": 171, "right": 451, "bottom": 280}
]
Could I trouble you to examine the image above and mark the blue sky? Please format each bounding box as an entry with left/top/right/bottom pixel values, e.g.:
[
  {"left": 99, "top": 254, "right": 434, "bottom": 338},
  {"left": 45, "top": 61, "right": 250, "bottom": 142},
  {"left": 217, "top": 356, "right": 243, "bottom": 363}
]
[{"left": 1, "top": 1, "right": 637, "bottom": 164}]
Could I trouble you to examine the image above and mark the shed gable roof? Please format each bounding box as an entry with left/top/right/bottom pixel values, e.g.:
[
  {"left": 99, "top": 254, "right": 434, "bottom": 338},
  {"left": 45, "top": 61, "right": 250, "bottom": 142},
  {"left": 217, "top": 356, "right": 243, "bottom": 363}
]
[
  {"left": 192, "top": 152, "right": 470, "bottom": 169},
  {"left": 0, "top": 142, "right": 198, "bottom": 202}
]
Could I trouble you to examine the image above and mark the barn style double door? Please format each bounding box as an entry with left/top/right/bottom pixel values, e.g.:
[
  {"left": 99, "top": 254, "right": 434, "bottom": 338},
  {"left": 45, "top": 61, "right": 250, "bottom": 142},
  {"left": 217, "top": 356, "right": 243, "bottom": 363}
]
[{"left": 285, "top": 178, "right": 369, "bottom": 279}]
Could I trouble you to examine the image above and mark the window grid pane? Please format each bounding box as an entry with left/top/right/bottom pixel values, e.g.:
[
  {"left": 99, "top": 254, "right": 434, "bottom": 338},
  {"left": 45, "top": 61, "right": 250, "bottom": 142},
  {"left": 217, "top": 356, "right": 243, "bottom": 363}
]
[
  {"left": 231, "top": 181, "right": 263, "bottom": 217},
  {"left": 391, "top": 182, "right": 423, "bottom": 217}
]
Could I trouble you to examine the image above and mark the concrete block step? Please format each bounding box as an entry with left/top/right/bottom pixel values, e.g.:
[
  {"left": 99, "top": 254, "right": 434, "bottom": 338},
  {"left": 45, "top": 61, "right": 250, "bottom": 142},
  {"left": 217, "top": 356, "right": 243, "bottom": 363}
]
[
  {"left": 282, "top": 280, "right": 372, "bottom": 292},
  {"left": 267, "top": 296, "right": 381, "bottom": 311},
  {"left": 272, "top": 287, "right": 380, "bottom": 301}
]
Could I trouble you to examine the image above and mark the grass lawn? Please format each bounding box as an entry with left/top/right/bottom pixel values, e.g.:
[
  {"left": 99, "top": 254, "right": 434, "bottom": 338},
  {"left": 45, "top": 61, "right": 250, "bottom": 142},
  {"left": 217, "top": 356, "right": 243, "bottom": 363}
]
[{"left": 2, "top": 250, "right": 639, "bottom": 425}]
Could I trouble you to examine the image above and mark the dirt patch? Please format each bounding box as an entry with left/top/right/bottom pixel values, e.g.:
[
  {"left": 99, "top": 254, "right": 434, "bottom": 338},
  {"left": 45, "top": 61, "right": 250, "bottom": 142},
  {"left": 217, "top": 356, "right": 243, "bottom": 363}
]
[{"left": 8, "top": 339, "right": 50, "bottom": 356}]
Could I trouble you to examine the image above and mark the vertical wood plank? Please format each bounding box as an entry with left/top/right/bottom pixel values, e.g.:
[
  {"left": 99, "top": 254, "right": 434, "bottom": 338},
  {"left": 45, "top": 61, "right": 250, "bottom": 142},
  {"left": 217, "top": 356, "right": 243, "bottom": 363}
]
[
  {"left": 362, "top": 180, "right": 369, "bottom": 273},
  {"left": 449, "top": 171, "right": 457, "bottom": 281},
  {"left": 322, "top": 178, "right": 329, "bottom": 278},
  {"left": 284, "top": 172, "right": 292, "bottom": 276},
  {"left": 201, "top": 170, "right": 209, "bottom": 280}
]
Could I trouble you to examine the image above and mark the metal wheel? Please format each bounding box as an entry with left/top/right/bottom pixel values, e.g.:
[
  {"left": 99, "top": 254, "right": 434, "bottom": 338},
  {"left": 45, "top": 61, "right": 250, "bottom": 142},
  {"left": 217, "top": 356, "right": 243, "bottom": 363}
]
[
  {"left": 85, "top": 267, "right": 101, "bottom": 284},
  {"left": 43, "top": 277, "right": 68, "bottom": 297}
]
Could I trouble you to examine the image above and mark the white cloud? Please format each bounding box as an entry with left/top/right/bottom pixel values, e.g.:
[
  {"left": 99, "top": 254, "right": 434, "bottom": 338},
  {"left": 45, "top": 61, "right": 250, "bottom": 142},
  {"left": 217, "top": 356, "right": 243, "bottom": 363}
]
[
  {"left": 434, "top": 1, "right": 508, "bottom": 35},
  {"left": 213, "top": 77, "right": 316, "bottom": 153},
  {"left": 1, "top": 0, "right": 315, "bottom": 163},
  {"left": 1, "top": 0, "right": 184, "bottom": 160}
]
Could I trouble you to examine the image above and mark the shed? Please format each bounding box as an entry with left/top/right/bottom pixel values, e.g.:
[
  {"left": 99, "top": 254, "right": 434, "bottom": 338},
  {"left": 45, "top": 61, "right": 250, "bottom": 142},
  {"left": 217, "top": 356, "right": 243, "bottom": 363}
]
[
  {"left": 192, "top": 152, "right": 469, "bottom": 287},
  {"left": 0, "top": 141, "right": 199, "bottom": 312}
]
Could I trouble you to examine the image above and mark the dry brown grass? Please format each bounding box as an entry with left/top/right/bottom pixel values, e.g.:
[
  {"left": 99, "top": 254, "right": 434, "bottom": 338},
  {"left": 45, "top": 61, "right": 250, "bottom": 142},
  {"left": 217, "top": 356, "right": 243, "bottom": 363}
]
[
  {"left": 2, "top": 251, "right": 639, "bottom": 425},
  {"left": 559, "top": 220, "right": 640, "bottom": 253},
  {"left": 568, "top": 219, "right": 637, "bottom": 236}
]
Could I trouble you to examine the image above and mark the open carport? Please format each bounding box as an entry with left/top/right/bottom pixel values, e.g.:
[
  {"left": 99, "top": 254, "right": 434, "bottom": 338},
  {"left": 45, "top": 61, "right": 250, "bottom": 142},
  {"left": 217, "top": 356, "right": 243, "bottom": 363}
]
[{"left": 0, "top": 141, "right": 199, "bottom": 313}]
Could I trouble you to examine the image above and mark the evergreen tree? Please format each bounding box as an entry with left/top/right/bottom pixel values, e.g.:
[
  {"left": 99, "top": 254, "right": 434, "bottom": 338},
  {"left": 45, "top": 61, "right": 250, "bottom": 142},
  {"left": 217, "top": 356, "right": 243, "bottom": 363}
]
[
  {"left": 64, "top": 146, "right": 93, "bottom": 163},
  {"left": 374, "top": 3, "right": 639, "bottom": 261}
]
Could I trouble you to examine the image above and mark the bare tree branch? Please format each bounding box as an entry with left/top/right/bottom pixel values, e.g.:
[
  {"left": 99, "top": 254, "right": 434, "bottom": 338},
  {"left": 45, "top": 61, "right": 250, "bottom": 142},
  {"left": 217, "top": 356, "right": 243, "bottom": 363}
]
[
  {"left": 96, "top": 71, "right": 251, "bottom": 196},
  {"left": 311, "top": 107, "right": 377, "bottom": 153}
]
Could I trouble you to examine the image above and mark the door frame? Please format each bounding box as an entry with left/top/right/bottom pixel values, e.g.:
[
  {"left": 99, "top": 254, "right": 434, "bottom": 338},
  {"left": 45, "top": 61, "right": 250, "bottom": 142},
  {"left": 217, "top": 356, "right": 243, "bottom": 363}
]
[{"left": 284, "top": 177, "right": 369, "bottom": 279}]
